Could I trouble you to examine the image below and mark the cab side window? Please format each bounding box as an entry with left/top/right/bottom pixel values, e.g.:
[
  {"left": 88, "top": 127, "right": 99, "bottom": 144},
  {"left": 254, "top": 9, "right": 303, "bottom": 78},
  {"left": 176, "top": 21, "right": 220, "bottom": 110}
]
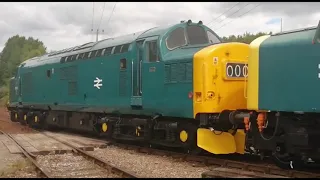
[{"left": 146, "top": 40, "right": 159, "bottom": 62}]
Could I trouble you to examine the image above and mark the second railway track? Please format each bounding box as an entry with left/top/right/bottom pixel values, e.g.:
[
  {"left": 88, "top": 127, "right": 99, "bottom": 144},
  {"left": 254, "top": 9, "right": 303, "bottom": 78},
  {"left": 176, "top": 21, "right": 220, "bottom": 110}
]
[{"left": 0, "top": 130, "right": 140, "bottom": 178}]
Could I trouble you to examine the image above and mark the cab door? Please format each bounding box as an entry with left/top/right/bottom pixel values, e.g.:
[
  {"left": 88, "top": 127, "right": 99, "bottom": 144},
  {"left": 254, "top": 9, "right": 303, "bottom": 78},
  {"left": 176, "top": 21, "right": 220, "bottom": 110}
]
[{"left": 141, "top": 36, "right": 163, "bottom": 111}]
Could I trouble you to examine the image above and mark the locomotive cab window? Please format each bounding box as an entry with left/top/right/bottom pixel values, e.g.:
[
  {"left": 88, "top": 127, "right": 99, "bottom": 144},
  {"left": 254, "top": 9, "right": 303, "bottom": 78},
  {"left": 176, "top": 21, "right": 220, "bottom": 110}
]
[
  {"left": 186, "top": 25, "right": 209, "bottom": 45},
  {"left": 146, "top": 40, "right": 159, "bottom": 62},
  {"left": 207, "top": 31, "right": 221, "bottom": 44},
  {"left": 120, "top": 58, "right": 127, "bottom": 70},
  {"left": 166, "top": 27, "right": 187, "bottom": 50}
]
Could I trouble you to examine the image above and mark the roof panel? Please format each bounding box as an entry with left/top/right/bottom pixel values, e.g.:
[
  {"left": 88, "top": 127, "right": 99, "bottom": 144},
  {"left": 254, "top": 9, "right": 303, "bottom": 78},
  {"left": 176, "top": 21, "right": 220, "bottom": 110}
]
[
  {"left": 137, "top": 24, "right": 174, "bottom": 39},
  {"left": 22, "top": 23, "right": 178, "bottom": 68},
  {"left": 90, "top": 30, "right": 145, "bottom": 51}
]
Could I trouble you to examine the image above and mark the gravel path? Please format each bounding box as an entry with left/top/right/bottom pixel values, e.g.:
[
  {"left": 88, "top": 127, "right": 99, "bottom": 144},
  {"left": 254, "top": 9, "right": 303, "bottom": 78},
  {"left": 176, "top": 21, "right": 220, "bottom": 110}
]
[
  {"left": 90, "top": 145, "right": 212, "bottom": 178},
  {"left": 0, "top": 107, "right": 35, "bottom": 134},
  {"left": 36, "top": 153, "right": 120, "bottom": 178}
]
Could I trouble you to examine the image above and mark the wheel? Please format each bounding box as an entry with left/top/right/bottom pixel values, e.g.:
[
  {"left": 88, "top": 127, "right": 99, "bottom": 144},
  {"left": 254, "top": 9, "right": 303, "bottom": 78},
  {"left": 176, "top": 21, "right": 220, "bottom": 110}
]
[
  {"left": 18, "top": 111, "right": 27, "bottom": 126},
  {"left": 28, "top": 115, "right": 40, "bottom": 128},
  {"left": 272, "top": 152, "right": 303, "bottom": 170},
  {"left": 10, "top": 111, "right": 18, "bottom": 122}
]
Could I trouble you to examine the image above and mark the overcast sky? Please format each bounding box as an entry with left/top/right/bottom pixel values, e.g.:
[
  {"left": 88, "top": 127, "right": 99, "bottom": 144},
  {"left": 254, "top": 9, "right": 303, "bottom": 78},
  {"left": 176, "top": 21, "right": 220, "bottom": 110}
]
[{"left": 0, "top": 2, "right": 319, "bottom": 52}]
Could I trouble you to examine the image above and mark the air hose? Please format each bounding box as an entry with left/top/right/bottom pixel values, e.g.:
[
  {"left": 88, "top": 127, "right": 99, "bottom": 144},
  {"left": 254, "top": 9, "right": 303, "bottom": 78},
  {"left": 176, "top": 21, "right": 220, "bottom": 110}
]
[{"left": 259, "top": 112, "right": 280, "bottom": 141}]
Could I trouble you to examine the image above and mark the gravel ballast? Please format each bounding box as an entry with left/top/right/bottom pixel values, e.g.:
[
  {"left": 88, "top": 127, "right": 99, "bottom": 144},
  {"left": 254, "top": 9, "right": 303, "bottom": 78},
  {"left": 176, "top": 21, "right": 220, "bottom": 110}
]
[
  {"left": 36, "top": 153, "right": 120, "bottom": 178},
  {"left": 90, "top": 145, "right": 211, "bottom": 178}
]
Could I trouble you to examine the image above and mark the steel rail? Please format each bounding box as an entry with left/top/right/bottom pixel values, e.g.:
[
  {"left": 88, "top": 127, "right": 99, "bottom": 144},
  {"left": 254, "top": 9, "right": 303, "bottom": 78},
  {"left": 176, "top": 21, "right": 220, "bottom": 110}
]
[
  {"left": 42, "top": 130, "right": 320, "bottom": 178},
  {"left": 0, "top": 130, "right": 52, "bottom": 178},
  {"left": 111, "top": 142, "right": 320, "bottom": 178},
  {"left": 42, "top": 132, "right": 140, "bottom": 178}
]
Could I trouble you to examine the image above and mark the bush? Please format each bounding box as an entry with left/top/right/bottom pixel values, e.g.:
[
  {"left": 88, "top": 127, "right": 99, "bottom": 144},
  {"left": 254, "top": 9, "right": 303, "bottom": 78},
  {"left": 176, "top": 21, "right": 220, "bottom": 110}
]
[{"left": 0, "top": 79, "right": 10, "bottom": 106}]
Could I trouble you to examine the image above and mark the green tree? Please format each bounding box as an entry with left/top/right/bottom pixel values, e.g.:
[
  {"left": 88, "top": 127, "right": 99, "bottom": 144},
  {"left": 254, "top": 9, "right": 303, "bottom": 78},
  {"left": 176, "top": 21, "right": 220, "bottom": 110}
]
[
  {"left": 0, "top": 35, "right": 47, "bottom": 104},
  {"left": 221, "top": 31, "right": 273, "bottom": 44}
]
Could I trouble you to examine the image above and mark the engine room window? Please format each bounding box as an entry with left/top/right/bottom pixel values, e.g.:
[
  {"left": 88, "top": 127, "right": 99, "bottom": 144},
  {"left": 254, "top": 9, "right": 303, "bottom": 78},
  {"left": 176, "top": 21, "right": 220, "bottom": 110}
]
[
  {"left": 77, "top": 53, "right": 84, "bottom": 60},
  {"left": 90, "top": 50, "right": 97, "bottom": 58},
  {"left": 121, "top": 44, "right": 130, "bottom": 53},
  {"left": 101, "top": 49, "right": 106, "bottom": 56},
  {"left": 186, "top": 25, "right": 208, "bottom": 45},
  {"left": 96, "top": 49, "right": 103, "bottom": 57},
  {"left": 113, "top": 45, "right": 122, "bottom": 54},
  {"left": 60, "top": 57, "right": 66, "bottom": 63},
  {"left": 83, "top": 52, "right": 90, "bottom": 59},
  {"left": 166, "top": 27, "right": 187, "bottom": 50},
  {"left": 70, "top": 55, "right": 76, "bottom": 61},
  {"left": 147, "top": 40, "right": 159, "bottom": 62},
  {"left": 66, "top": 56, "right": 72, "bottom": 62},
  {"left": 81, "top": 53, "right": 85, "bottom": 59},
  {"left": 207, "top": 31, "right": 221, "bottom": 44},
  {"left": 104, "top": 47, "right": 113, "bottom": 56}
]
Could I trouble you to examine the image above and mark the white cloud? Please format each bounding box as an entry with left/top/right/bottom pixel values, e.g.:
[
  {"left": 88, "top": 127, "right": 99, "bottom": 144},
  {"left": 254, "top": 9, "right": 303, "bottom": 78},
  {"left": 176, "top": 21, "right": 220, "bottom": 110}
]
[{"left": 0, "top": 2, "right": 318, "bottom": 51}]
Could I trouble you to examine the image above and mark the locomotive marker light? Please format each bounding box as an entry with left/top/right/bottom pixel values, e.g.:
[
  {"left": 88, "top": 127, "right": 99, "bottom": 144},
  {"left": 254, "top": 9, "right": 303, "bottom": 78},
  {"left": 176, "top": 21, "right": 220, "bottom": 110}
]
[{"left": 94, "top": 77, "right": 103, "bottom": 89}]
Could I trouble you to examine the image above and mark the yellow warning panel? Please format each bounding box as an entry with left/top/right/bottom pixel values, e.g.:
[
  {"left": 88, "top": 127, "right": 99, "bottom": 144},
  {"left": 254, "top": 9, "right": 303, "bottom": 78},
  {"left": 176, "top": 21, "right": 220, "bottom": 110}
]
[
  {"left": 233, "top": 129, "right": 246, "bottom": 154},
  {"left": 193, "top": 42, "right": 249, "bottom": 118},
  {"left": 197, "top": 128, "right": 236, "bottom": 154}
]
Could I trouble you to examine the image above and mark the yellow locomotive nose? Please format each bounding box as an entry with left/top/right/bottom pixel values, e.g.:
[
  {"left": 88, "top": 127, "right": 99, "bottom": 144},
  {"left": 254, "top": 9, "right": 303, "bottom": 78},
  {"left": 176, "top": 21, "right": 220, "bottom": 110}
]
[{"left": 193, "top": 42, "right": 249, "bottom": 155}]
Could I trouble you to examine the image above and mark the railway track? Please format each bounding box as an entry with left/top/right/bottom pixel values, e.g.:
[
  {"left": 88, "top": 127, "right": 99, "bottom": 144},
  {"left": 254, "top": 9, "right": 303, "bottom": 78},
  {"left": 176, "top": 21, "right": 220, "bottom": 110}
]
[
  {"left": 0, "top": 130, "right": 52, "bottom": 177},
  {"left": 110, "top": 142, "right": 320, "bottom": 178},
  {"left": 36, "top": 129, "right": 320, "bottom": 178},
  {"left": 3, "top": 120, "right": 320, "bottom": 178},
  {"left": 0, "top": 130, "right": 139, "bottom": 178}
]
